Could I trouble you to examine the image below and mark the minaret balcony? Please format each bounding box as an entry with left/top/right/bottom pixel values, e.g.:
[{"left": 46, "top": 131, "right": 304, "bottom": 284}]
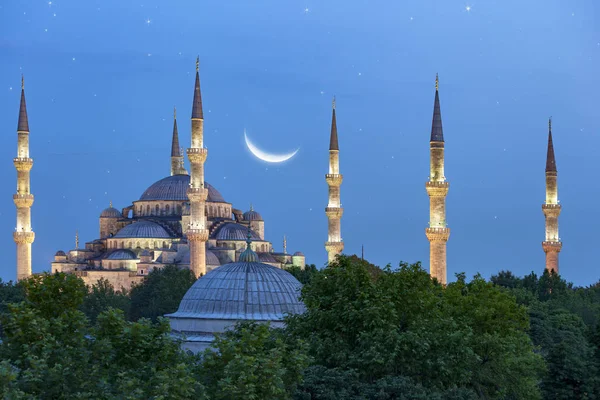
[
  {"left": 542, "top": 203, "right": 561, "bottom": 217},
  {"left": 425, "top": 181, "right": 449, "bottom": 196},
  {"left": 187, "top": 228, "right": 209, "bottom": 242},
  {"left": 187, "top": 148, "right": 208, "bottom": 163},
  {"left": 13, "top": 157, "right": 33, "bottom": 171},
  {"left": 325, "top": 207, "right": 344, "bottom": 218},
  {"left": 542, "top": 241, "right": 562, "bottom": 252},
  {"left": 187, "top": 187, "right": 208, "bottom": 201},
  {"left": 325, "top": 174, "right": 343, "bottom": 186},
  {"left": 13, "top": 194, "right": 34, "bottom": 208},
  {"left": 13, "top": 231, "right": 35, "bottom": 244},
  {"left": 425, "top": 227, "right": 450, "bottom": 241}
]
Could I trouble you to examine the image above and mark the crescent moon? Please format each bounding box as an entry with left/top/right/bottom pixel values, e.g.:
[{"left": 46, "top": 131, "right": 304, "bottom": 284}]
[{"left": 244, "top": 130, "right": 299, "bottom": 163}]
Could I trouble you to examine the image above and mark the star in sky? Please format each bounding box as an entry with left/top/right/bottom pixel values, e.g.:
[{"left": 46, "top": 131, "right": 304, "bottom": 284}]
[
  {"left": 303, "top": 7, "right": 309, "bottom": 14},
  {"left": 466, "top": 5, "right": 472, "bottom": 12},
  {"left": 145, "top": 18, "right": 151, "bottom": 25}
]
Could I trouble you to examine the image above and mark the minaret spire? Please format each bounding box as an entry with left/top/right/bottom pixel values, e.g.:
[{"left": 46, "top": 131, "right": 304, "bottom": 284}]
[
  {"left": 186, "top": 57, "right": 209, "bottom": 277},
  {"left": 425, "top": 74, "right": 450, "bottom": 284},
  {"left": 170, "top": 107, "right": 187, "bottom": 175},
  {"left": 283, "top": 234, "right": 287, "bottom": 255},
  {"left": 14, "top": 75, "right": 35, "bottom": 281},
  {"left": 325, "top": 96, "right": 344, "bottom": 263},
  {"left": 542, "top": 117, "right": 562, "bottom": 274}
]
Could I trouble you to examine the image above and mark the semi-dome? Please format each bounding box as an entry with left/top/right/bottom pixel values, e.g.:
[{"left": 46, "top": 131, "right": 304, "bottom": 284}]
[
  {"left": 258, "top": 252, "right": 277, "bottom": 263},
  {"left": 139, "top": 175, "right": 225, "bottom": 203},
  {"left": 168, "top": 261, "right": 305, "bottom": 321},
  {"left": 107, "top": 249, "right": 137, "bottom": 260},
  {"left": 113, "top": 221, "right": 171, "bottom": 239},
  {"left": 293, "top": 251, "right": 304, "bottom": 256},
  {"left": 214, "top": 223, "right": 261, "bottom": 241},
  {"left": 100, "top": 207, "right": 122, "bottom": 218}
]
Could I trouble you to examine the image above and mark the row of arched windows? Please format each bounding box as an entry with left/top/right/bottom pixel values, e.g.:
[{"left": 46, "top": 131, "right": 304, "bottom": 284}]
[
  {"left": 135, "top": 203, "right": 184, "bottom": 217},
  {"left": 108, "top": 240, "right": 170, "bottom": 250}
]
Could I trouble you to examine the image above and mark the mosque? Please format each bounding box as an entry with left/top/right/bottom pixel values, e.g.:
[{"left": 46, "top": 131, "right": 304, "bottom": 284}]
[
  {"left": 12, "top": 60, "right": 563, "bottom": 292},
  {"left": 13, "top": 60, "right": 305, "bottom": 291}
]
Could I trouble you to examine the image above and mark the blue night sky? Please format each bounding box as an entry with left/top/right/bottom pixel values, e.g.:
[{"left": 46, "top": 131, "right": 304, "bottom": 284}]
[{"left": 1, "top": 0, "right": 598, "bottom": 285}]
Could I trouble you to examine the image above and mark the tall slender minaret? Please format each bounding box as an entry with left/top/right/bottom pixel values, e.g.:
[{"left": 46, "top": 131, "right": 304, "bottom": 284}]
[
  {"left": 13, "top": 75, "right": 35, "bottom": 281},
  {"left": 542, "top": 118, "right": 562, "bottom": 274},
  {"left": 325, "top": 96, "right": 344, "bottom": 263},
  {"left": 170, "top": 107, "right": 187, "bottom": 176},
  {"left": 186, "top": 57, "right": 209, "bottom": 277},
  {"left": 425, "top": 74, "right": 450, "bottom": 285}
]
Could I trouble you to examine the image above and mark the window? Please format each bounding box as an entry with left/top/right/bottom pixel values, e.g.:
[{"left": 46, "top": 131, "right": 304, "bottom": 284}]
[
  {"left": 146, "top": 205, "right": 150, "bottom": 214},
  {"left": 177, "top": 204, "right": 182, "bottom": 214},
  {"left": 155, "top": 204, "right": 160, "bottom": 215},
  {"left": 166, "top": 204, "right": 170, "bottom": 215}
]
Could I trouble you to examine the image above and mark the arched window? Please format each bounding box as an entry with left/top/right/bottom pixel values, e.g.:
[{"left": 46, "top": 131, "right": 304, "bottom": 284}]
[
  {"left": 155, "top": 204, "right": 160, "bottom": 215},
  {"left": 177, "top": 204, "right": 182, "bottom": 214},
  {"left": 166, "top": 204, "right": 170, "bottom": 215},
  {"left": 146, "top": 205, "right": 150, "bottom": 214},
  {"left": 120, "top": 241, "right": 124, "bottom": 248},
  {"left": 163, "top": 241, "right": 167, "bottom": 249}
]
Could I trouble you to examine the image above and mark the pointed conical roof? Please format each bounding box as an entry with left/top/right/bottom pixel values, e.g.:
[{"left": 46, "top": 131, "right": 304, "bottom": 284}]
[
  {"left": 17, "top": 76, "right": 29, "bottom": 132},
  {"left": 430, "top": 74, "right": 444, "bottom": 142},
  {"left": 191, "top": 57, "right": 203, "bottom": 119},
  {"left": 546, "top": 118, "right": 557, "bottom": 173},
  {"left": 329, "top": 97, "right": 339, "bottom": 151},
  {"left": 171, "top": 107, "right": 181, "bottom": 157}
]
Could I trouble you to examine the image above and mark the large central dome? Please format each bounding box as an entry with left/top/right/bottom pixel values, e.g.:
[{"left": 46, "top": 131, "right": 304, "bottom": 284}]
[{"left": 139, "top": 175, "right": 226, "bottom": 202}]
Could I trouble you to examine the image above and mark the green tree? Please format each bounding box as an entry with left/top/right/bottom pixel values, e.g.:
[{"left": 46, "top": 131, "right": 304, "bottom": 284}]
[
  {"left": 129, "top": 265, "right": 196, "bottom": 322},
  {"left": 81, "top": 278, "right": 131, "bottom": 323},
  {"left": 198, "top": 321, "right": 309, "bottom": 400},
  {"left": 287, "top": 256, "right": 543, "bottom": 398},
  {"left": 285, "top": 264, "right": 319, "bottom": 285}
]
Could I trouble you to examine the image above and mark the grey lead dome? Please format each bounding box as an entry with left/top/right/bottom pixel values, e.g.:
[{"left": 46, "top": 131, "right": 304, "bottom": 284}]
[{"left": 168, "top": 261, "right": 305, "bottom": 321}]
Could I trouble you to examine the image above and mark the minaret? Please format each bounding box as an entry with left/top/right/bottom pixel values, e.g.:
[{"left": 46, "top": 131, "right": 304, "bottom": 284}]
[
  {"left": 171, "top": 107, "right": 187, "bottom": 176},
  {"left": 283, "top": 235, "right": 287, "bottom": 254},
  {"left": 542, "top": 118, "right": 562, "bottom": 274},
  {"left": 13, "top": 75, "right": 35, "bottom": 281},
  {"left": 325, "top": 96, "right": 344, "bottom": 263},
  {"left": 186, "top": 57, "right": 209, "bottom": 277},
  {"left": 425, "top": 74, "right": 450, "bottom": 285}
]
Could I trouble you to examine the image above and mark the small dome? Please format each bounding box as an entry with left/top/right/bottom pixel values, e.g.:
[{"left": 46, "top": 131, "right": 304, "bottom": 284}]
[
  {"left": 139, "top": 175, "right": 225, "bottom": 202},
  {"left": 239, "top": 246, "right": 259, "bottom": 263},
  {"left": 168, "top": 261, "right": 305, "bottom": 321},
  {"left": 55, "top": 250, "right": 66, "bottom": 256},
  {"left": 293, "top": 251, "right": 304, "bottom": 256},
  {"left": 243, "top": 208, "right": 263, "bottom": 221},
  {"left": 107, "top": 249, "right": 137, "bottom": 260},
  {"left": 100, "top": 207, "right": 122, "bottom": 218},
  {"left": 140, "top": 249, "right": 151, "bottom": 257},
  {"left": 113, "top": 221, "right": 171, "bottom": 239},
  {"left": 214, "top": 223, "right": 260, "bottom": 241}
]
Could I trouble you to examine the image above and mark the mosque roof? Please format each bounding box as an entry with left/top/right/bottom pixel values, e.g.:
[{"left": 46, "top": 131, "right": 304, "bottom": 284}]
[
  {"left": 106, "top": 249, "right": 137, "bottom": 260},
  {"left": 100, "top": 207, "right": 122, "bottom": 218},
  {"left": 166, "top": 260, "right": 305, "bottom": 321},
  {"left": 257, "top": 252, "right": 277, "bottom": 263},
  {"left": 139, "top": 175, "right": 225, "bottom": 203},
  {"left": 55, "top": 250, "right": 66, "bottom": 256},
  {"left": 293, "top": 251, "right": 304, "bottom": 256},
  {"left": 430, "top": 74, "right": 444, "bottom": 142},
  {"left": 214, "top": 223, "right": 261, "bottom": 241},
  {"left": 113, "top": 221, "right": 171, "bottom": 239}
]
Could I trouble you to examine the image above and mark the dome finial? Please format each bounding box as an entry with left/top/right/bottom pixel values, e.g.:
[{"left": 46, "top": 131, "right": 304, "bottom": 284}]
[
  {"left": 239, "top": 225, "right": 259, "bottom": 262},
  {"left": 250, "top": 202, "right": 253, "bottom": 212},
  {"left": 283, "top": 234, "right": 287, "bottom": 254},
  {"left": 109, "top": 200, "right": 112, "bottom": 208}
]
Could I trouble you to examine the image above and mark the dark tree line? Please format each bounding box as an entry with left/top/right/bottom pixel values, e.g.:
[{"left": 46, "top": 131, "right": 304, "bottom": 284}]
[{"left": 0, "top": 258, "right": 598, "bottom": 399}]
